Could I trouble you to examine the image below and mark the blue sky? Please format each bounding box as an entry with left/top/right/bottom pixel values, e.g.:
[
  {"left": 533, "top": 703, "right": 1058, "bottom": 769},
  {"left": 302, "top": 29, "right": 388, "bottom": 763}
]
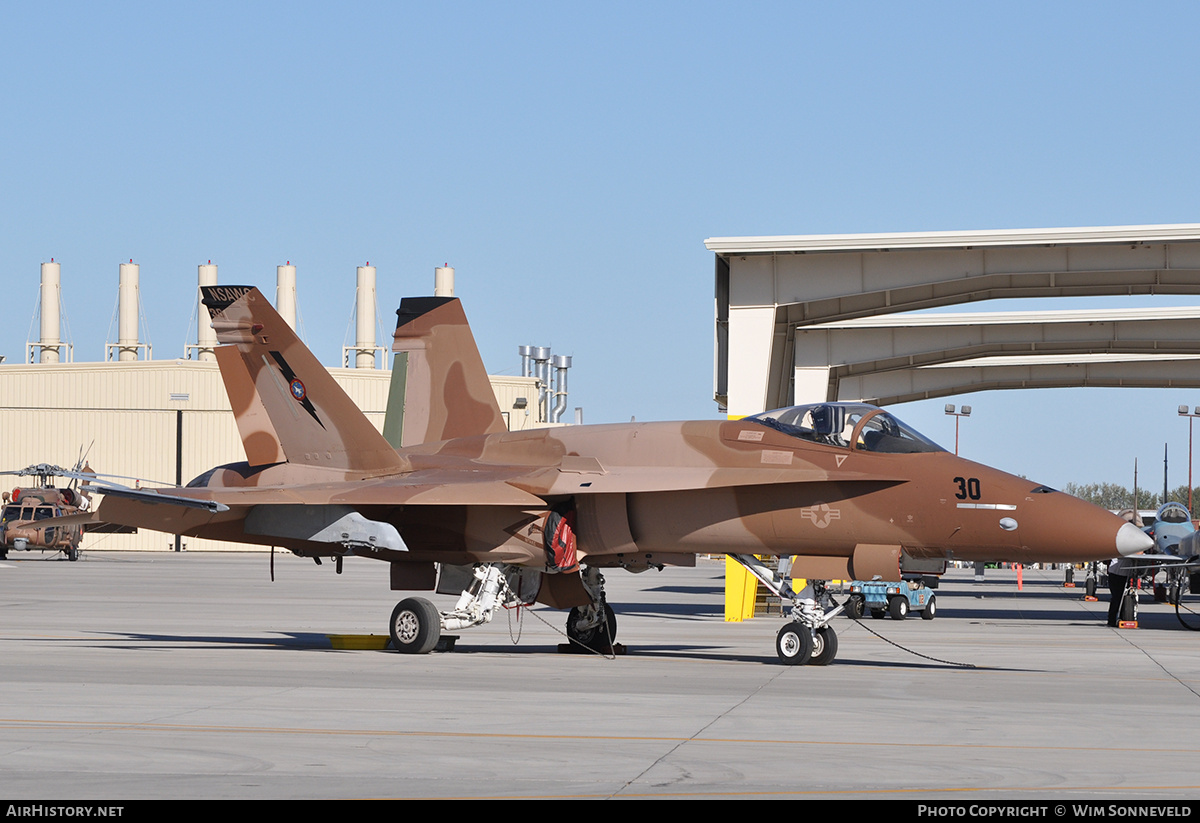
[{"left": 2, "top": 2, "right": 1199, "bottom": 492}]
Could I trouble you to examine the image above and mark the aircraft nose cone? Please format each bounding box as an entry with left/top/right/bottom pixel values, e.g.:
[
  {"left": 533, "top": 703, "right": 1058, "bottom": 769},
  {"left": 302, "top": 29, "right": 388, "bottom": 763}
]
[{"left": 1116, "top": 522, "right": 1154, "bottom": 556}]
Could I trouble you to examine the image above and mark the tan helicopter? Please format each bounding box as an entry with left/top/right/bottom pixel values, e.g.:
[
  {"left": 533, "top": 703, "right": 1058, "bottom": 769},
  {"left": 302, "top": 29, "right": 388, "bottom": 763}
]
[{"left": 0, "top": 464, "right": 90, "bottom": 561}]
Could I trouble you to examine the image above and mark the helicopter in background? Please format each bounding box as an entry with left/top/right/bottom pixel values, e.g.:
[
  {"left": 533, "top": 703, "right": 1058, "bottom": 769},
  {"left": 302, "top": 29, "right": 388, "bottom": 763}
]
[{"left": 0, "top": 464, "right": 91, "bottom": 561}]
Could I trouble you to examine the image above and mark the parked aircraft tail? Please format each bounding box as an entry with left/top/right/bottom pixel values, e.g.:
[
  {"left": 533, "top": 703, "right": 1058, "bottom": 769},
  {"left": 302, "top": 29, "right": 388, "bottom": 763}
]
[
  {"left": 383, "top": 296, "right": 507, "bottom": 447},
  {"left": 201, "top": 285, "right": 405, "bottom": 474}
]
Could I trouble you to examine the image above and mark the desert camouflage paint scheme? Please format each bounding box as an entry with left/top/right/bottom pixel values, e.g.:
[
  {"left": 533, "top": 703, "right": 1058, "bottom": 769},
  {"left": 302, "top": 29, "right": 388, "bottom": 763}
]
[
  {"left": 85, "top": 286, "right": 1151, "bottom": 657},
  {"left": 383, "top": 297, "right": 509, "bottom": 448},
  {"left": 1, "top": 485, "right": 87, "bottom": 561}
]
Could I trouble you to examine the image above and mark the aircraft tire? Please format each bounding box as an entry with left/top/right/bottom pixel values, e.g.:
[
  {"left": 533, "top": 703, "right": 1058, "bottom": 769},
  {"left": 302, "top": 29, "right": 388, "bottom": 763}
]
[
  {"left": 66, "top": 548, "right": 79, "bottom": 562},
  {"left": 775, "top": 621, "right": 814, "bottom": 665},
  {"left": 1169, "top": 582, "right": 1181, "bottom": 605},
  {"left": 889, "top": 596, "right": 908, "bottom": 620},
  {"left": 921, "top": 595, "right": 936, "bottom": 620},
  {"left": 846, "top": 595, "right": 865, "bottom": 619},
  {"left": 389, "top": 597, "right": 441, "bottom": 654},
  {"left": 809, "top": 625, "right": 838, "bottom": 665},
  {"left": 1085, "top": 577, "right": 1097, "bottom": 598},
  {"left": 567, "top": 602, "right": 616, "bottom": 651}
]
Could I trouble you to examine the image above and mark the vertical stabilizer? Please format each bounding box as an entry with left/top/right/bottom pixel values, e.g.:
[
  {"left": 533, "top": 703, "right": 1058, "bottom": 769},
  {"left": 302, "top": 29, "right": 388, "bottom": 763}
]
[
  {"left": 384, "top": 297, "right": 507, "bottom": 447},
  {"left": 202, "top": 286, "right": 405, "bottom": 474}
]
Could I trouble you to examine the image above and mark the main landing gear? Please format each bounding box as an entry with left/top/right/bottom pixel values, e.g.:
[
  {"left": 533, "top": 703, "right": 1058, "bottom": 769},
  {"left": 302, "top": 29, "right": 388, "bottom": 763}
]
[
  {"left": 389, "top": 597, "right": 442, "bottom": 654},
  {"left": 387, "top": 563, "right": 617, "bottom": 654},
  {"left": 728, "top": 553, "right": 843, "bottom": 666},
  {"left": 389, "top": 563, "right": 536, "bottom": 654},
  {"left": 564, "top": 567, "right": 616, "bottom": 652}
]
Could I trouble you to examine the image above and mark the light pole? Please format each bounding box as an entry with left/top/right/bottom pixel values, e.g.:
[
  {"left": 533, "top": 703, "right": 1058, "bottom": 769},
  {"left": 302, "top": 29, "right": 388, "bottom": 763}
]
[
  {"left": 944, "top": 404, "right": 972, "bottom": 456},
  {"left": 1178, "top": 405, "right": 1200, "bottom": 513}
]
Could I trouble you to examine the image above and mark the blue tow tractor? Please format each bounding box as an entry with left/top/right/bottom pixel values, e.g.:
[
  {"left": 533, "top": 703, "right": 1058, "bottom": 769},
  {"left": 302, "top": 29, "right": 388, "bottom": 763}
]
[{"left": 845, "top": 577, "right": 937, "bottom": 620}]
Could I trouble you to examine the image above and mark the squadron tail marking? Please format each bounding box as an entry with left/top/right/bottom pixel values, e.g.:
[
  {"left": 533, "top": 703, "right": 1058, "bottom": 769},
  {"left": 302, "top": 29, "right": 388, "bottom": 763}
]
[{"left": 201, "top": 286, "right": 405, "bottom": 475}]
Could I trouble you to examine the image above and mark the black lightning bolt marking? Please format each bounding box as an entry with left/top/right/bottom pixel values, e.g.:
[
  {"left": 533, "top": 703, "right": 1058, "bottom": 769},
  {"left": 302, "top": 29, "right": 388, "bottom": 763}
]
[{"left": 268, "top": 351, "right": 326, "bottom": 430}]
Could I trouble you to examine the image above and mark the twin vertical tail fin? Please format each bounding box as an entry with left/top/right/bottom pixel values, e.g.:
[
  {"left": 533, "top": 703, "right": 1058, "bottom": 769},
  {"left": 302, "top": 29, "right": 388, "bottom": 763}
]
[
  {"left": 383, "top": 296, "right": 507, "bottom": 447},
  {"left": 202, "top": 286, "right": 405, "bottom": 474}
]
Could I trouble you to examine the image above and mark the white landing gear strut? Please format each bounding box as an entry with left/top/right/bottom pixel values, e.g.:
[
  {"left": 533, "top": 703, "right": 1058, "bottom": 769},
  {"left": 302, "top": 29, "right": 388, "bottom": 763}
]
[
  {"left": 388, "top": 563, "right": 538, "bottom": 654},
  {"left": 726, "top": 554, "right": 843, "bottom": 666}
]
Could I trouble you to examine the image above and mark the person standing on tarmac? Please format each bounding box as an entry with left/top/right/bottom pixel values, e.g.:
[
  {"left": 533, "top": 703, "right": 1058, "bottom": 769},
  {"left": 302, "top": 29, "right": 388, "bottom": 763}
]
[{"left": 1107, "top": 555, "right": 1136, "bottom": 626}]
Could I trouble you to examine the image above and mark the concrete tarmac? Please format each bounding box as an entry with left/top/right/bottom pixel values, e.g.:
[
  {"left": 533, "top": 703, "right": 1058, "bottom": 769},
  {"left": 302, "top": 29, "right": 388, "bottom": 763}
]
[{"left": 2, "top": 552, "right": 1199, "bottom": 799}]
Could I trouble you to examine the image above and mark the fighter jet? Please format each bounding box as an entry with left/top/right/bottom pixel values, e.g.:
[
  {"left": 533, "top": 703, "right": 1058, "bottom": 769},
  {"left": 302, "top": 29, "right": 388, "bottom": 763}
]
[
  {"left": 1146, "top": 501, "right": 1197, "bottom": 557},
  {"left": 1114, "top": 501, "right": 1200, "bottom": 606},
  {"left": 78, "top": 285, "right": 1152, "bottom": 665}
]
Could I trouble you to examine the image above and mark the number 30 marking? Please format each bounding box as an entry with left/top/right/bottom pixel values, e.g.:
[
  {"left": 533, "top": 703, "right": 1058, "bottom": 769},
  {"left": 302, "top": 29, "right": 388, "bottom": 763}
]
[{"left": 954, "top": 477, "right": 981, "bottom": 500}]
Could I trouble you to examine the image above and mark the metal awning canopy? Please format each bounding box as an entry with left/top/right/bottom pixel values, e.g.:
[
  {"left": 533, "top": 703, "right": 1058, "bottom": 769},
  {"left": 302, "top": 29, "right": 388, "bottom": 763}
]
[
  {"left": 705, "top": 223, "right": 1200, "bottom": 254},
  {"left": 708, "top": 223, "right": 1200, "bottom": 415}
]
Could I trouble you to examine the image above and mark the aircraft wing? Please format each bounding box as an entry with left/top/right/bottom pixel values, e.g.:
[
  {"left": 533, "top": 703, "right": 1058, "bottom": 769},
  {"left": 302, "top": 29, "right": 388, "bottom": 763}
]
[
  {"left": 87, "top": 459, "right": 907, "bottom": 546},
  {"left": 87, "top": 473, "right": 550, "bottom": 554},
  {"left": 89, "top": 472, "right": 548, "bottom": 514},
  {"left": 93, "top": 462, "right": 899, "bottom": 512},
  {"left": 84, "top": 484, "right": 230, "bottom": 512},
  {"left": 1121, "top": 553, "right": 1197, "bottom": 569}
]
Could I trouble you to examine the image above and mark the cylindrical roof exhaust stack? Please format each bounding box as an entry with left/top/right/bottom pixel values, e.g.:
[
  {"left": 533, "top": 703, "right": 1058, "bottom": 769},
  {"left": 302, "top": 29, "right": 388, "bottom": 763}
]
[
  {"left": 518, "top": 345, "right": 535, "bottom": 378},
  {"left": 118, "top": 261, "right": 140, "bottom": 361},
  {"left": 531, "top": 346, "right": 551, "bottom": 421},
  {"left": 276, "top": 263, "right": 297, "bottom": 330},
  {"left": 434, "top": 264, "right": 455, "bottom": 297},
  {"left": 355, "top": 264, "right": 377, "bottom": 368},
  {"left": 39, "top": 260, "right": 61, "bottom": 364},
  {"left": 551, "top": 354, "right": 572, "bottom": 422},
  {"left": 196, "top": 262, "right": 218, "bottom": 362}
]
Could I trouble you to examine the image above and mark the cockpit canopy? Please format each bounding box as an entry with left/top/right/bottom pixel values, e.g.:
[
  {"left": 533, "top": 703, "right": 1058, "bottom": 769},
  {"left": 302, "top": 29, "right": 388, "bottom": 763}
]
[
  {"left": 746, "top": 403, "right": 945, "bottom": 454},
  {"left": 1156, "top": 501, "right": 1192, "bottom": 524}
]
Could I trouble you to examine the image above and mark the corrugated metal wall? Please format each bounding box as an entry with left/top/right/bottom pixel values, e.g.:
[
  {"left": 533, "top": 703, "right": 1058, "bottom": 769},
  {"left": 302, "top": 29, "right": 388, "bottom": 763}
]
[{"left": 0, "top": 361, "right": 540, "bottom": 551}]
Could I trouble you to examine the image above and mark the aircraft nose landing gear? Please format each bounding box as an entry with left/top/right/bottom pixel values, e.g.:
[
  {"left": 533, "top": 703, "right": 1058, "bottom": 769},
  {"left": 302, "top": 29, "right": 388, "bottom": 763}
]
[
  {"left": 775, "top": 622, "right": 814, "bottom": 664},
  {"left": 729, "top": 554, "right": 843, "bottom": 666}
]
